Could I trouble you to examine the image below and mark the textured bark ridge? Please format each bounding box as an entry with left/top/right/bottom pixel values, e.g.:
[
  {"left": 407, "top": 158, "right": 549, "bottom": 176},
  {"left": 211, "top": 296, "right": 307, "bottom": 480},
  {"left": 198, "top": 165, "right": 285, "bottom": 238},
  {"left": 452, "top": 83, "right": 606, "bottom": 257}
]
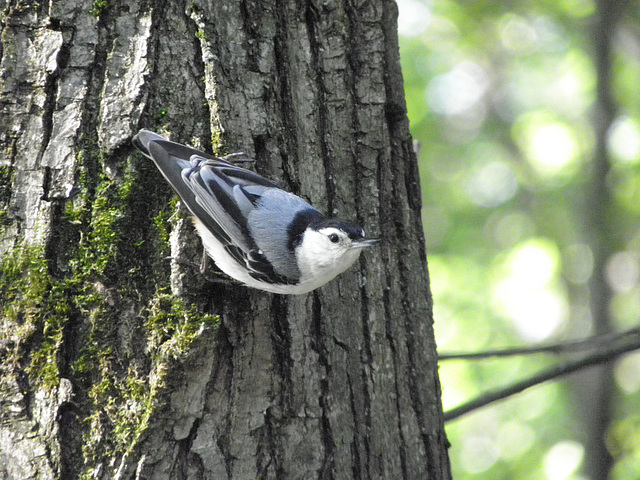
[{"left": 0, "top": 1, "right": 451, "bottom": 479}]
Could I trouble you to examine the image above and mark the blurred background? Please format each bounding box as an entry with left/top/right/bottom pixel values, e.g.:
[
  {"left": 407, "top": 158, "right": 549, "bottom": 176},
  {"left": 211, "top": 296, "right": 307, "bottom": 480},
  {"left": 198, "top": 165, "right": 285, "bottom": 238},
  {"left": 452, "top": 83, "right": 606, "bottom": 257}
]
[{"left": 396, "top": 0, "right": 640, "bottom": 479}]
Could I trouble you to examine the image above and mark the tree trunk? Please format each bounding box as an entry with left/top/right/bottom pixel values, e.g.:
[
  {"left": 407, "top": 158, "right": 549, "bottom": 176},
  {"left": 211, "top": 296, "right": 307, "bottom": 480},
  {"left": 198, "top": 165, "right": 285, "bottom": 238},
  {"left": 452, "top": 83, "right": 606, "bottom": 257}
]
[
  {"left": 575, "top": 0, "right": 621, "bottom": 478},
  {"left": 0, "top": 1, "right": 450, "bottom": 479}
]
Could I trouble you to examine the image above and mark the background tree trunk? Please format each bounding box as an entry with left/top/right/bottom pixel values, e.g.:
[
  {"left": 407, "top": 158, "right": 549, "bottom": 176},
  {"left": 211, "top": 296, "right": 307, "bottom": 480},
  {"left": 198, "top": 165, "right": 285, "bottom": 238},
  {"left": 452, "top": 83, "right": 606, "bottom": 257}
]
[
  {"left": 0, "top": 0, "right": 451, "bottom": 479},
  {"left": 575, "top": 0, "right": 620, "bottom": 477}
]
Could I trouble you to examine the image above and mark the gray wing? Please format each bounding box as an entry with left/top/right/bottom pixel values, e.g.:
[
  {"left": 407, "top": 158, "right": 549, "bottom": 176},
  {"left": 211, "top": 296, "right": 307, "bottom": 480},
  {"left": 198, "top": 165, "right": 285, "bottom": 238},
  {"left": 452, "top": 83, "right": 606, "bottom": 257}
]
[
  {"left": 132, "top": 130, "right": 300, "bottom": 285},
  {"left": 184, "top": 157, "right": 272, "bottom": 253}
]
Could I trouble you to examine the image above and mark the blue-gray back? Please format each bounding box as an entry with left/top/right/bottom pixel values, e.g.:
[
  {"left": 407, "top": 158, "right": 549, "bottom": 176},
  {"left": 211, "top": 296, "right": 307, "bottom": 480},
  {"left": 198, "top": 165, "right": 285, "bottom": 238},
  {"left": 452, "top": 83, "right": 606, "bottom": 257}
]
[{"left": 246, "top": 188, "right": 318, "bottom": 281}]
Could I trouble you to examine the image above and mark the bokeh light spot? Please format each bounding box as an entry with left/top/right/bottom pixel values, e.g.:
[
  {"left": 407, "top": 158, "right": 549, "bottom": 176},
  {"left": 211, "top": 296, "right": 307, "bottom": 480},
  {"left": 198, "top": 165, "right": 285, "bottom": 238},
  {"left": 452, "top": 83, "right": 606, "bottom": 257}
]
[
  {"left": 467, "top": 161, "right": 518, "bottom": 208},
  {"left": 513, "top": 111, "right": 580, "bottom": 178},
  {"left": 396, "top": 0, "right": 432, "bottom": 37},
  {"left": 606, "top": 251, "right": 640, "bottom": 293},
  {"left": 427, "top": 61, "right": 489, "bottom": 116},
  {"left": 497, "top": 421, "right": 535, "bottom": 460},
  {"left": 608, "top": 115, "right": 640, "bottom": 164},
  {"left": 543, "top": 441, "right": 584, "bottom": 480},
  {"left": 460, "top": 435, "right": 500, "bottom": 474},
  {"left": 493, "top": 239, "right": 568, "bottom": 342},
  {"left": 614, "top": 352, "right": 640, "bottom": 394},
  {"left": 499, "top": 13, "right": 537, "bottom": 53}
]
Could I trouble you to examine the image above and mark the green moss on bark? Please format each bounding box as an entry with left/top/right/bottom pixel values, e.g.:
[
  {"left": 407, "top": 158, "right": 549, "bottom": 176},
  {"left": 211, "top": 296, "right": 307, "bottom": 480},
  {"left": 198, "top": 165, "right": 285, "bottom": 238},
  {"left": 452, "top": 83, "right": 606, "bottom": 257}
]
[
  {"left": 1, "top": 135, "right": 219, "bottom": 478},
  {"left": 0, "top": 244, "right": 55, "bottom": 379},
  {"left": 78, "top": 293, "right": 218, "bottom": 471}
]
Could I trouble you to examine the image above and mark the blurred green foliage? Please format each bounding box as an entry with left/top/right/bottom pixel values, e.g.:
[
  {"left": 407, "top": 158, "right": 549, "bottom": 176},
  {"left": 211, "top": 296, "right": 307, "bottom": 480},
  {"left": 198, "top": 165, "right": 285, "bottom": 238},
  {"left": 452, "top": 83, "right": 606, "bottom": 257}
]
[{"left": 397, "top": 0, "right": 640, "bottom": 478}]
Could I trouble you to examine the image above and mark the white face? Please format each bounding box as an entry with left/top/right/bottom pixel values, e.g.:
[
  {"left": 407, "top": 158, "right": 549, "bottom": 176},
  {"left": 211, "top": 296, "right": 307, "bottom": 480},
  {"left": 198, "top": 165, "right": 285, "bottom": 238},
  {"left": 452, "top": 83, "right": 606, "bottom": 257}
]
[{"left": 295, "top": 227, "right": 365, "bottom": 281}]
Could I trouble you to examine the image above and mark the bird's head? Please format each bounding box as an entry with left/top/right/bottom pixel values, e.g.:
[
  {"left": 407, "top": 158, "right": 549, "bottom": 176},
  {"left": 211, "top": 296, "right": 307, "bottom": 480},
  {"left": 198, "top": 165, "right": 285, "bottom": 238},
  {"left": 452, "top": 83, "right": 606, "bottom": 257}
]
[{"left": 295, "top": 219, "right": 379, "bottom": 282}]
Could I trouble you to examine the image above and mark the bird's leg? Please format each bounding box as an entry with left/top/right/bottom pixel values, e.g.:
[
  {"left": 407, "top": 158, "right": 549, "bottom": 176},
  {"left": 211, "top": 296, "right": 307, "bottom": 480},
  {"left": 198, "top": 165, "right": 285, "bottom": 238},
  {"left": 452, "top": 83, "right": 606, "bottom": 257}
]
[
  {"left": 166, "top": 252, "right": 235, "bottom": 285},
  {"left": 199, "top": 250, "right": 239, "bottom": 285}
]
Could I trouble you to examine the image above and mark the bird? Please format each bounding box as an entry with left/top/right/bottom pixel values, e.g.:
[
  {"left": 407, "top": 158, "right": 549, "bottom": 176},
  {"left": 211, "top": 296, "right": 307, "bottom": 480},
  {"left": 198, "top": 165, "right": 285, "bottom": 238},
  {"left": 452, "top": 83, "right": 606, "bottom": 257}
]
[{"left": 132, "top": 129, "right": 379, "bottom": 294}]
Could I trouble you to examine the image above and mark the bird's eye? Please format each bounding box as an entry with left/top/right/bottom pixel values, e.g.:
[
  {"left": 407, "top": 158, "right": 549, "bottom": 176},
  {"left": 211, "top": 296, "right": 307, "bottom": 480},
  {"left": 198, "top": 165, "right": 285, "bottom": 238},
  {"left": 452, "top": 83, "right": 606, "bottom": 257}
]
[{"left": 328, "top": 233, "right": 339, "bottom": 243}]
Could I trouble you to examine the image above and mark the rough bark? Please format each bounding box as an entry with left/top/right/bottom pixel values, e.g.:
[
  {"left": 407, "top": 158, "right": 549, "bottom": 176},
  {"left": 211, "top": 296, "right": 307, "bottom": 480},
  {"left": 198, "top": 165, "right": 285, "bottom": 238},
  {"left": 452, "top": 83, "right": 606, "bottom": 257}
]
[{"left": 0, "top": 1, "right": 450, "bottom": 479}]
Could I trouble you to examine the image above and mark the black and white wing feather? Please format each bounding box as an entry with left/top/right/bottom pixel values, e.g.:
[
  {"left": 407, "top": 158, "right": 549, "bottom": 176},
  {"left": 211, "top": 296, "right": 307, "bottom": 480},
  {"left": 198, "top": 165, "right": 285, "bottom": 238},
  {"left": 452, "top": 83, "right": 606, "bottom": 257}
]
[{"left": 133, "top": 130, "right": 299, "bottom": 285}]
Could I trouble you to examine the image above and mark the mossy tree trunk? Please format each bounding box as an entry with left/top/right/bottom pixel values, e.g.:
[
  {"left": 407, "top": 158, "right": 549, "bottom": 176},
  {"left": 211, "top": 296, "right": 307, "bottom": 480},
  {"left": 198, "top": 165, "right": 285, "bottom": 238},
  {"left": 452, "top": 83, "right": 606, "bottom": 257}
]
[{"left": 0, "top": 0, "right": 451, "bottom": 479}]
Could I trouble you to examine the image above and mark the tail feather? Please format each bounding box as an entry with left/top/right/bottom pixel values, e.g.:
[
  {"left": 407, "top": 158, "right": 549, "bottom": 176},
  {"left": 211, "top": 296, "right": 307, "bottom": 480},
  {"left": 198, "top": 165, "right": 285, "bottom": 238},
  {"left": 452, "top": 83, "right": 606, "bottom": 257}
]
[{"left": 133, "top": 130, "right": 233, "bottom": 245}]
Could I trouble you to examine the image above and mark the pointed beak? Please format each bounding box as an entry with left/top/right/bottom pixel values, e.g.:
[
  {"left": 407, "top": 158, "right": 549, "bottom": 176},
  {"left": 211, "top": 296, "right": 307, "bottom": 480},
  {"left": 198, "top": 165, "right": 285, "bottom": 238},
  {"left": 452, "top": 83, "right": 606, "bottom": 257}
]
[{"left": 350, "top": 238, "right": 380, "bottom": 249}]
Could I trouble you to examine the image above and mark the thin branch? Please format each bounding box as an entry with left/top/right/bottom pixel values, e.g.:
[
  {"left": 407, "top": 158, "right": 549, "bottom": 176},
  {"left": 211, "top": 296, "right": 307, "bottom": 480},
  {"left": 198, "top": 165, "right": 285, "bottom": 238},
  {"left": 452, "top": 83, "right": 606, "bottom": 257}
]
[
  {"left": 438, "top": 327, "right": 640, "bottom": 360},
  {"left": 443, "top": 335, "right": 640, "bottom": 422}
]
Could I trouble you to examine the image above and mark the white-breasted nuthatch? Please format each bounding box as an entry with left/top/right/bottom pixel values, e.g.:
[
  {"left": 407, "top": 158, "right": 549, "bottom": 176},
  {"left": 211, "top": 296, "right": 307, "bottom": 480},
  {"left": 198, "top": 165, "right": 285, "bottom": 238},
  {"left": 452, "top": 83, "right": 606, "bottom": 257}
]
[{"left": 132, "top": 130, "right": 379, "bottom": 294}]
